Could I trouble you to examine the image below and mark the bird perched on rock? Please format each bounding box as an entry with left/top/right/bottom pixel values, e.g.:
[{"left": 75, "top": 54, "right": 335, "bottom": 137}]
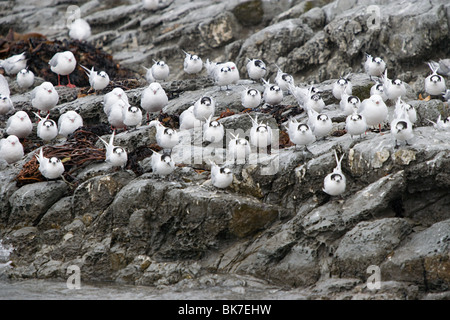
[
  {"left": 382, "top": 70, "right": 406, "bottom": 101},
  {"left": 390, "top": 101, "right": 414, "bottom": 147},
  {"left": 427, "top": 115, "right": 450, "bottom": 131},
  {"left": 210, "top": 161, "right": 233, "bottom": 189},
  {"left": 107, "top": 99, "right": 128, "bottom": 130},
  {"left": 0, "top": 135, "right": 24, "bottom": 164},
  {"left": 246, "top": 58, "right": 267, "bottom": 82},
  {"left": 58, "top": 110, "right": 83, "bottom": 137},
  {"left": 103, "top": 88, "right": 129, "bottom": 115},
  {"left": 141, "top": 82, "right": 169, "bottom": 121},
  {"left": 364, "top": 53, "right": 386, "bottom": 79},
  {"left": 179, "top": 105, "right": 202, "bottom": 130},
  {"left": 31, "top": 82, "right": 59, "bottom": 116},
  {"left": 370, "top": 81, "right": 388, "bottom": 102},
  {"left": 6, "top": 111, "right": 33, "bottom": 139},
  {"left": 68, "top": 18, "right": 91, "bottom": 41},
  {"left": 35, "top": 148, "right": 65, "bottom": 180},
  {"left": 193, "top": 96, "right": 215, "bottom": 122},
  {"left": 80, "top": 65, "right": 110, "bottom": 92},
  {"left": 203, "top": 115, "right": 224, "bottom": 143},
  {"left": 205, "top": 60, "right": 239, "bottom": 90},
  {"left": 151, "top": 150, "right": 175, "bottom": 176},
  {"left": 241, "top": 87, "right": 262, "bottom": 110},
  {"left": 425, "top": 62, "right": 446, "bottom": 97},
  {"left": 144, "top": 60, "right": 170, "bottom": 83},
  {"left": 332, "top": 75, "right": 352, "bottom": 100},
  {"left": 182, "top": 50, "right": 203, "bottom": 75},
  {"left": 99, "top": 131, "right": 128, "bottom": 169},
  {"left": 323, "top": 150, "right": 346, "bottom": 197},
  {"left": 286, "top": 118, "right": 316, "bottom": 152},
  {"left": 123, "top": 105, "right": 143, "bottom": 129},
  {"left": 274, "top": 65, "right": 294, "bottom": 93},
  {"left": 289, "top": 83, "right": 319, "bottom": 105},
  {"left": 0, "top": 74, "right": 14, "bottom": 115},
  {"left": 345, "top": 111, "right": 367, "bottom": 139},
  {"left": 249, "top": 114, "right": 272, "bottom": 153},
  {"left": 358, "top": 94, "right": 388, "bottom": 132},
  {"left": 394, "top": 98, "right": 416, "bottom": 125},
  {"left": 215, "top": 63, "right": 240, "bottom": 90},
  {"left": 306, "top": 92, "right": 326, "bottom": 113},
  {"left": 16, "top": 68, "right": 35, "bottom": 89},
  {"left": 0, "top": 52, "right": 27, "bottom": 76},
  {"left": 262, "top": 79, "right": 283, "bottom": 107},
  {"left": 150, "top": 120, "right": 180, "bottom": 151},
  {"left": 306, "top": 106, "right": 333, "bottom": 140},
  {"left": 34, "top": 113, "right": 58, "bottom": 142},
  {"left": 340, "top": 91, "right": 361, "bottom": 116},
  {"left": 228, "top": 132, "right": 250, "bottom": 164},
  {"left": 49, "top": 51, "right": 77, "bottom": 87}
]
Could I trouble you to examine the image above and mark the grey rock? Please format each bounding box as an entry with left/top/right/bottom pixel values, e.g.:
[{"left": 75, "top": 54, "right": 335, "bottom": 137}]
[
  {"left": 71, "top": 171, "right": 135, "bottom": 218},
  {"left": 332, "top": 218, "right": 412, "bottom": 278},
  {"left": 381, "top": 218, "right": 450, "bottom": 291},
  {"left": 37, "top": 196, "right": 74, "bottom": 231},
  {"left": 8, "top": 182, "right": 68, "bottom": 228}
]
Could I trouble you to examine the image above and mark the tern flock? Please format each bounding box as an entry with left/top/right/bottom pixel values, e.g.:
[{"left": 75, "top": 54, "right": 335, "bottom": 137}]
[{"left": 0, "top": 30, "right": 449, "bottom": 196}]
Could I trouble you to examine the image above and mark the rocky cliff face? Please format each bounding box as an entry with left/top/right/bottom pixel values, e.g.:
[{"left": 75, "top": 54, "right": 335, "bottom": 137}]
[{"left": 0, "top": 0, "right": 450, "bottom": 299}]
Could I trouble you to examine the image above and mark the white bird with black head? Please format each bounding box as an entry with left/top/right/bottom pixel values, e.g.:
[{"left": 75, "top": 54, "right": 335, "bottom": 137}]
[
  {"left": 150, "top": 120, "right": 180, "bottom": 151},
  {"left": 246, "top": 58, "right": 266, "bottom": 82},
  {"left": 151, "top": 150, "right": 175, "bottom": 176},
  {"left": 99, "top": 131, "right": 128, "bottom": 169},
  {"left": 34, "top": 112, "right": 58, "bottom": 142},
  {"left": 425, "top": 62, "right": 446, "bottom": 96},
  {"left": 332, "top": 75, "right": 352, "bottom": 100},
  {"left": 286, "top": 118, "right": 316, "bottom": 152},
  {"left": 35, "top": 148, "right": 65, "bottom": 180},
  {"left": 182, "top": 50, "right": 203, "bottom": 75},
  {"left": 345, "top": 111, "right": 367, "bottom": 139},
  {"left": 203, "top": 115, "right": 224, "bottom": 143},
  {"left": 241, "top": 87, "right": 262, "bottom": 110},
  {"left": 80, "top": 65, "right": 110, "bottom": 92},
  {"left": 364, "top": 53, "right": 386, "bottom": 79},
  {"left": 323, "top": 150, "right": 346, "bottom": 197},
  {"left": 228, "top": 132, "right": 251, "bottom": 164},
  {"left": 193, "top": 96, "right": 215, "bottom": 122},
  {"left": 16, "top": 68, "right": 35, "bottom": 89},
  {"left": 210, "top": 161, "right": 233, "bottom": 189},
  {"left": 262, "top": 79, "right": 283, "bottom": 107}
]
